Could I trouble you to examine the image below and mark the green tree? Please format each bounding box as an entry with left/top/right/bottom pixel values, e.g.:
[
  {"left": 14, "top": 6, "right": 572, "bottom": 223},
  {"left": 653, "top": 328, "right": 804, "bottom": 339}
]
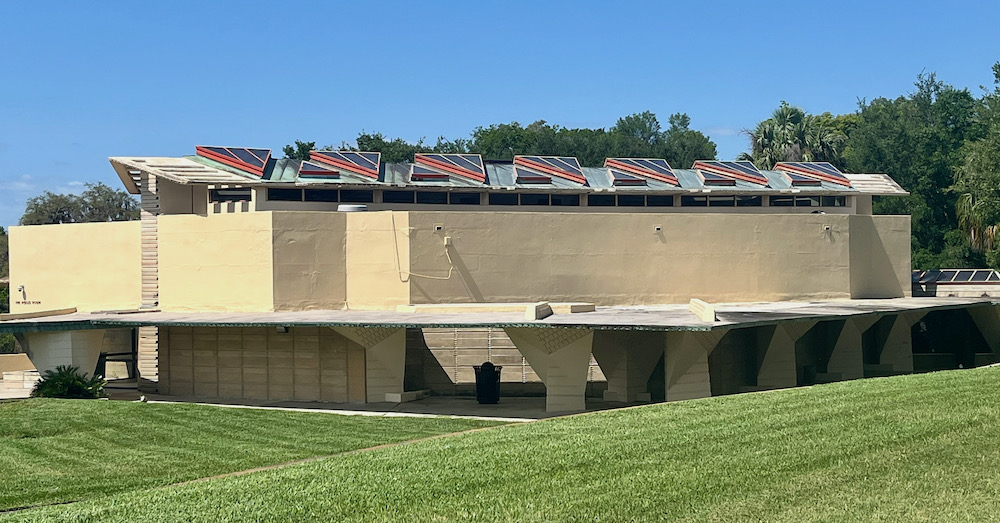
[
  {"left": 282, "top": 140, "right": 315, "bottom": 160},
  {"left": 471, "top": 112, "right": 715, "bottom": 168},
  {"left": 745, "top": 102, "right": 846, "bottom": 170},
  {"left": 845, "top": 73, "right": 980, "bottom": 269},
  {"left": 19, "top": 183, "right": 139, "bottom": 226},
  {"left": 611, "top": 111, "right": 661, "bottom": 145},
  {"left": 0, "top": 227, "right": 12, "bottom": 353},
  {"left": 350, "top": 132, "right": 429, "bottom": 163},
  {"left": 660, "top": 113, "right": 717, "bottom": 169},
  {"left": 954, "top": 63, "right": 1000, "bottom": 267},
  {"left": 0, "top": 226, "right": 7, "bottom": 279}
]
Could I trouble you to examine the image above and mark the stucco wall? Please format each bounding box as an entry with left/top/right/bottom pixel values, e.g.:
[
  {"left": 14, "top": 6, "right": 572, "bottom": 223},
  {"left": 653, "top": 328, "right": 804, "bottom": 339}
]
[
  {"left": 345, "top": 212, "right": 411, "bottom": 309},
  {"left": 158, "top": 213, "right": 274, "bottom": 311},
  {"left": 9, "top": 221, "right": 141, "bottom": 313},
  {"left": 849, "top": 215, "right": 911, "bottom": 299},
  {"left": 393, "top": 212, "right": 870, "bottom": 307},
  {"left": 8, "top": 210, "right": 911, "bottom": 314},
  {"left": 272, "top": 212, "right": 347, "bottom": 311}
]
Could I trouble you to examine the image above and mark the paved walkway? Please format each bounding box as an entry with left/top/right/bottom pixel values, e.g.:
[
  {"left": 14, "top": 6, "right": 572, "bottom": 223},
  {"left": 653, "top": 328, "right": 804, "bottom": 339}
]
[{"left": 107, "top": 389, "right": 637, "bottom": 421}]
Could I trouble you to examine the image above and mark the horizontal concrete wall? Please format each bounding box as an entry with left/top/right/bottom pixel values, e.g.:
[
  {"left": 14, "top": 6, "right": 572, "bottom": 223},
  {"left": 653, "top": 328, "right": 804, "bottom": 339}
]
[
  {"left": 9, "top": 221, "right": 141, "bottom": 313},
  {"left": 8, "top": 210, "right": 912, "bottom": 314},
  {"left": 398, "top": 212, "right": 909, "bottom": 307}
]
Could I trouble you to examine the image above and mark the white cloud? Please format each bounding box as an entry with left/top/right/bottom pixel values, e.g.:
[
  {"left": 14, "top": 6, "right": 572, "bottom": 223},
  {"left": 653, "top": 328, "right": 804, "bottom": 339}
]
[{"left": 703, "top": 126, "right": 742, "bottom": 137}]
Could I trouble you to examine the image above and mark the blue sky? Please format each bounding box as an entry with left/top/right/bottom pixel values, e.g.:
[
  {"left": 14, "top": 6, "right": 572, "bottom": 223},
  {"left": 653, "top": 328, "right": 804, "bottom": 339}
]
[{"left": 1, "top": 0, "right": 998, "bottom": 228}]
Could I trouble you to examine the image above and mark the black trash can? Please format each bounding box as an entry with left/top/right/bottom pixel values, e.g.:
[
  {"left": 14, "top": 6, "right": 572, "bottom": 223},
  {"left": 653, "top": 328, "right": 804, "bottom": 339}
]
[{"left": 473, "top": 362, "right": 502, "bottom": 404}]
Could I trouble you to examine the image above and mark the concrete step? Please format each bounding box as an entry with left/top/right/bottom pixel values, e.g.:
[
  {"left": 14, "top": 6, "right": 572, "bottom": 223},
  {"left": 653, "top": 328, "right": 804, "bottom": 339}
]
[{"left": 385, "top": 389, "right": 430, "bottom": 403}]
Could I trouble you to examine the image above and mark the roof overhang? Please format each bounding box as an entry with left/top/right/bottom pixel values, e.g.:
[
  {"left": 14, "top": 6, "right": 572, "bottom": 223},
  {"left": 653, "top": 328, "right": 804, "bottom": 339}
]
[
  {"left": 842, "top": 173, "right": 908, "bottom": 196},
  {"left": 0, "top": 297, "right": 992, "bottom": 334},
  {"left": 109, "top": 157, "right": 260, "bottom": 194}
]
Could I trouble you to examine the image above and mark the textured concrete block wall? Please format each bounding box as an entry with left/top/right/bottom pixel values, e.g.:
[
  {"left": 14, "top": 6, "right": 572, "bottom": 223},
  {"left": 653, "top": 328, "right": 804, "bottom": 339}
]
[
  {"left": 161, "top": 326, "right": 365, "bottom": 402},
  {"left": 409, "top": 327, "right": 606, "bottom": 396}
]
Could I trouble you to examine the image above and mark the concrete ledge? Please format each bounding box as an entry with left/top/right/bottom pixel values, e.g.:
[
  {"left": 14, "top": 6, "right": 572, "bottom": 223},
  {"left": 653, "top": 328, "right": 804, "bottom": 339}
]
[
  {"left": 396, "top": 302, "right": 595, "bottom": 315},
  {"left": 1, "top": 370, "right": 41, "bottom": 392},
  {"left": 0, "top": 307, "right": 77, "bottom": 321},
  {"left": 688, "top": 299, "right": 717, "bottom": 322},
  {"left": 385, "top": 389, "right": 430, "bottom": 403},
  {"left": 525, "top": 302, "right": 553, "bottom": 320}
]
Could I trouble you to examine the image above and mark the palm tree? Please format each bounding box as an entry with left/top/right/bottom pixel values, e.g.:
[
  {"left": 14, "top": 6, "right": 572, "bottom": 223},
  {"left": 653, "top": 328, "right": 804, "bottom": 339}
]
[
  {"left": 745, "top": 102, "right": 845, "bottom": 169},
  {"left": 954, "top": 128, "right": 1000, "bottom": 256}
]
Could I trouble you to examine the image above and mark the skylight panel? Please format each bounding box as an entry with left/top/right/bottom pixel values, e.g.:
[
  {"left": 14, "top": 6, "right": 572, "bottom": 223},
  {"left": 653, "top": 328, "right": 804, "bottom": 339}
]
[
  {"left": 692, "top": 160, "right": 769, "bottom": 186},
  {"left": 310, "top": 151, "right": 381, "bottom": 179},
  {"left": 410, "top": 164, "right": 450, "bottom": 181},
  {"left": 971, "top": 270, "right": 991, "bottom": 282},
  {"left": 773, "top": 162, "right": 852, "bottom": 187},
  {"left": 607, "top": 169, "right": 647, "bottom": 186},
  {"left": 936, "top": 270, "right": 957, "bottom": 282},
  {"left": 954, "top": 270, "right": 975, "bottom": 282},
  {"left": 513, "top": 156, "right": 587, "bottom": 184},
  {"left": 195, "top": 146, "right": 272, "bottom": 177},
  {"left": 513, "top": 166, "right": 552, "bottom": 184},
  {"left": 782, "top": 171, "right": 822, "bottom": 186},
  {"left": 414, "top": 153, "right": 487, "bottom": 182},
  {"left": 298, "top": 160, "right": 339, "bottom": 178},
  {"left": 604, "top": 158, "right": 678, "bottom": 185}
]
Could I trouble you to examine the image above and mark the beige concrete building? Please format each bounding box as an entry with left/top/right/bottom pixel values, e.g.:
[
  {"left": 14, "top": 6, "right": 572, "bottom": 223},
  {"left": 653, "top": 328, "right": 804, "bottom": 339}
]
[{"left": 2, "top": 148, "right": 997, "bottom": 411}]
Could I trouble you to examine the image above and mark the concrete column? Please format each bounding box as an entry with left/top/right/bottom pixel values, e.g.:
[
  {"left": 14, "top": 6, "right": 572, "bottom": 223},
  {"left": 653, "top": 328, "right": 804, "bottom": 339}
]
[
  {"left": 968, "top": 305, "right": 1000, "bottom": 357},
  {"left": 331, "top": 327, "right": 406, "bottom": 403},
  {"left": 591, "top": 330, "right": 664, "bottom": 402},
  {"left": 664, "top": 330, "right": 726, "bottom": 401},
  {"left": 757, "top": 321, "right": 816, "bottom": 390},
  {"left": 880, "top": 312, "right": 925, "bottom": 374},
  {"left": 504, "top": 327, "right": 594, "bottom": 412},
  {"left": 137, "top": 326, "right": 159, "bottom": 392},
  {"left": 828, "top": 317, "right": 878, "bottom": 381},
  {"left": 21, "top": 329, "right": 107, "bottom": 377}
]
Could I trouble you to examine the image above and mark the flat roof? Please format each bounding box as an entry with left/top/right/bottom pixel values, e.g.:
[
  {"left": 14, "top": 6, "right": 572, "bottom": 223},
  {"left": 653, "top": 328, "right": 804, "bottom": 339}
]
[
  {"left": 110, "top": 156, "right": 908, "bottom": 196},
  {"left": 0, "top": 298, "right": 991, "bottom": 334}
]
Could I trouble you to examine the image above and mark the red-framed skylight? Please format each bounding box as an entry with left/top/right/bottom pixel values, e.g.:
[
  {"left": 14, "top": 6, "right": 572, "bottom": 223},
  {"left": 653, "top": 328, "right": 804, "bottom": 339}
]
[
  {"left": 698, "top": 171, "right": 736, "bottom": 186},
  {"left": 414, "top": 154, "right": 486, "bottom": 182},
  {"left": 692, "top": 160, "right": 769, "bottom": 186},
  {"left": 195, "top": 146, "right": 271, "bottom": 177},
  {"left": 607, "top": 169, "right": 647, "bottom": 186},
  {"left": 513, "top": 156, "right": 587, "bottom": 184},
  {"left": 604, "top": 158, "right": 678, "bottom": 185},
  {"left": 310, "top": 151, "right": 381, "bottom": 179},
  {"left": 773, "top": 162, "right": 852, "bottom": 187},
  {"left": 513, "top": 166, "right": 552, "bottom": 184},
  {"left": 781, "top": 170, "right": 822, "bottom": 186},
  {"left": 298, "top": 160, "right": 340, "bottom": 178},
  {"left": 410, "top": 164, "right": 450, "bottom": 181}
]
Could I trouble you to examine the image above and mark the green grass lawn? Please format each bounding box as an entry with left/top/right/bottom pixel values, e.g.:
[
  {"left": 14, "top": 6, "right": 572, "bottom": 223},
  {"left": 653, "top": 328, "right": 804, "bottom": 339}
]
[
  {"left": 10, "top": 366, "right": 1000, "bottom": 522},
  {"left": 0, "top": 399, "right": 501, "bottom": 512}
]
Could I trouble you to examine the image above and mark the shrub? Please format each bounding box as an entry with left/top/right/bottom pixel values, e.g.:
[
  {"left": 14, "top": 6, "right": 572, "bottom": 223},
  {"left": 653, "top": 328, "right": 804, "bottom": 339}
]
[{"left": 31, "top": 365, "right": 107, "bottom": 399}]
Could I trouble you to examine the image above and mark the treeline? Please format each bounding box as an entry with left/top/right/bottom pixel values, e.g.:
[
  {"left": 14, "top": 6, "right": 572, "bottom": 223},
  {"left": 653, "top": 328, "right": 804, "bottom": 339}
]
[
  {"left": 741, "top": 73, "right": 987, "bottom": 269},
  {"left": 285, "top": 111, "right": 717, "bottom": 172}
]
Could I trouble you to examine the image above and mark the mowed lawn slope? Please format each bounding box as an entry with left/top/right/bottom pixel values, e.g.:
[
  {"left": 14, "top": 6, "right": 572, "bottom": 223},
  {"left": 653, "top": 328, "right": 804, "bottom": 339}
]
[
  {"left": 0, "top": 399, "right": 500, "bottom": 511},
  {"left": 13, "top": 366, "right": 1000, "bottom": 522}
]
